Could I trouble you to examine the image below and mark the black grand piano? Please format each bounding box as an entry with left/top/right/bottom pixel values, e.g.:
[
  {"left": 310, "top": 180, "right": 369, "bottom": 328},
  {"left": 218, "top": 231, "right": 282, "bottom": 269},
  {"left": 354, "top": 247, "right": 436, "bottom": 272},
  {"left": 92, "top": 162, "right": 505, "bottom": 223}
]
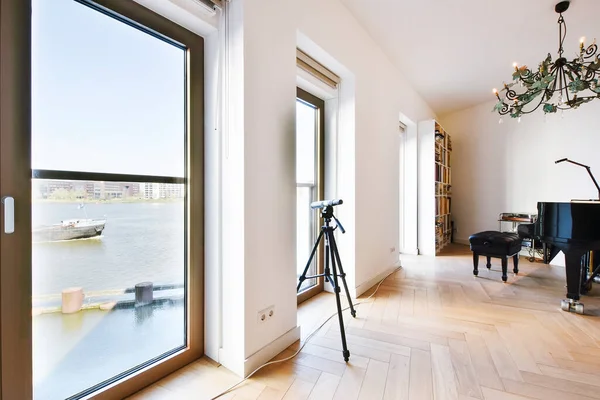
[
  {"left": 535, "top": 158, "right": 600, "bottom": 314},
  {"left": 535, "top": 202, "right": 600, "bottom": 314}
]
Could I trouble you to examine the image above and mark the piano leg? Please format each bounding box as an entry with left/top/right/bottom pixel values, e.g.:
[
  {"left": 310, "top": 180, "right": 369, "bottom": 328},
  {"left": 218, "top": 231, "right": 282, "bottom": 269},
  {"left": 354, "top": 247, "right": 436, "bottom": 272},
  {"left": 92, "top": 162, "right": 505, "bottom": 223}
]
[
  {"left": 562, "top": 251, "right": 586, "bottom": 314},
  {"left": 473, "top": 253, "right": 479, "bottom": 276}
]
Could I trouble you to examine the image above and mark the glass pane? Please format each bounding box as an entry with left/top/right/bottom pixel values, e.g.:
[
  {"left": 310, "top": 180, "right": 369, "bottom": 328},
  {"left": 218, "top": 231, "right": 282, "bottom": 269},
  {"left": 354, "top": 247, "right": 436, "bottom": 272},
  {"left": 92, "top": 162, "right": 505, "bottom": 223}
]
[
  {"left": 32, "top": 0, "right": 185, "bottom": 177},
  {"left": 296, "top": 101, "right": 316, "bottom": 184},
  {"left": 32, "top": 180, "right": 186, "bottom": 399},
  {"left": 31, "top": 1, "right": 187, "bottom": 398},
  {"left": 297, "top": 186, "right": 316, "bottom": 291}
]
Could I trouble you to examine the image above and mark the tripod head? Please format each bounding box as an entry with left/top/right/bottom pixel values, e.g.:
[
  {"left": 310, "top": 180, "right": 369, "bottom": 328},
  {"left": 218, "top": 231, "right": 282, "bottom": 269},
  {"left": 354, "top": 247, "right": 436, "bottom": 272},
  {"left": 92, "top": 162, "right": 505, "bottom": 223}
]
[{"left": 320, "top": 205, "right": 346, "bottom": 234}]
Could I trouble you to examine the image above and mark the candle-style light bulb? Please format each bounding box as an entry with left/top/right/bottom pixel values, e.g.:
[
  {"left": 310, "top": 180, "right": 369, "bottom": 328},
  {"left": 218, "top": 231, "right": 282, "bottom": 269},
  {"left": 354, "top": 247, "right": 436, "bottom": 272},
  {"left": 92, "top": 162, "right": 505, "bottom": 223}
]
[
  {"left": 513, "top": 62, "right": 518, "bottom": 71},
  {"left": 580, "top": 36, "right": 586, "bottom": 50}
]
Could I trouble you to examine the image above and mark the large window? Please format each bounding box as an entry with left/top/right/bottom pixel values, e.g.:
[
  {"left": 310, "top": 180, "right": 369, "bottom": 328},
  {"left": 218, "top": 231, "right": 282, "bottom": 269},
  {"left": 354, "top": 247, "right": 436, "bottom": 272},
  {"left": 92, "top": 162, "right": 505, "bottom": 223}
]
[
  {"left": 1, "top": 0, "right": 204, "bottom": 398},
  {"left": 296, "top": 88, "right": 325, "bottom": 303}
]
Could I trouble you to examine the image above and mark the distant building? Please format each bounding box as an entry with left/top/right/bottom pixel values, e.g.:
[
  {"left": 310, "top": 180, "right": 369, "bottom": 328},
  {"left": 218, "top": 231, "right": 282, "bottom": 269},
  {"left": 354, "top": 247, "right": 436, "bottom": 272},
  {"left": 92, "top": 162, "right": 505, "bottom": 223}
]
[
  {"left": 130, "top": 183, "right": 140, "bottom": 197},
  {"left": 32, "top": 179, "right": 179, "bottom": 201},
  {"left": 34, "top": 180, "right": 75, "bottom": 199},
  {"left": 72, "top": 181, "right": 94, "bottom": 198},
  {"left": 140, "top": 183, "right": 161, "bottom": 199},
  {"left": 139, "top": 183, "right": 184, "bottom": 199}
]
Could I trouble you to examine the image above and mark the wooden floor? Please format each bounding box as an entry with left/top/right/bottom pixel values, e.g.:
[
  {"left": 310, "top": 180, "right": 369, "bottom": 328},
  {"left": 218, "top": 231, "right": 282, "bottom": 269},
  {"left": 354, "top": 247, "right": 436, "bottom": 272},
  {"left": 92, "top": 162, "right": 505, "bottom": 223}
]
[{"left": 129, "top": 244, "right": 600, "bottom": 400}]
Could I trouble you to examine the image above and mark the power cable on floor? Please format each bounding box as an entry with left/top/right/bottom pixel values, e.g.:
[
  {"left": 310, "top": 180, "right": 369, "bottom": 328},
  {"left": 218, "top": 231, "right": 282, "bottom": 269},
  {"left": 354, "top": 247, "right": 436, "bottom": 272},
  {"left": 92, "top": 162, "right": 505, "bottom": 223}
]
[{"left": 210, "top": 266, "right": 401, "bottom": 400}]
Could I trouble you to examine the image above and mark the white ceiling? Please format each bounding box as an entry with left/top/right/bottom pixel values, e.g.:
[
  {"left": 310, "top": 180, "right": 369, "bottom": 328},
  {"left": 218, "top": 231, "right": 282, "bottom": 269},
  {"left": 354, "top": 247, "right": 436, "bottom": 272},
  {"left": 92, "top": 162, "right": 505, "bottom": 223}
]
[{"left": 340, "top": 0, "right": 600, "bottom": 116}]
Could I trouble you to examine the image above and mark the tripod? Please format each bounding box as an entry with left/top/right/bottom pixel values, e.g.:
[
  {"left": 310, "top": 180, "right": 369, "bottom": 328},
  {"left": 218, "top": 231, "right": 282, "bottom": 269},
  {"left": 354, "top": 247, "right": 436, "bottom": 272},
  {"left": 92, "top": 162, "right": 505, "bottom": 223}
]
[{"left": 297, "top": 205, "right": 356, "bottom": 362}]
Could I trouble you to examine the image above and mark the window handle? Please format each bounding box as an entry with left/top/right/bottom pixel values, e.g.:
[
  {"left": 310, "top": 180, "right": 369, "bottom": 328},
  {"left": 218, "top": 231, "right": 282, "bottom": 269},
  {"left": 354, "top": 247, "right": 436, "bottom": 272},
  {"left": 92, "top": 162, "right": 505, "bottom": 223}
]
[{"left": 2, "top": 196, "right": 14, "bottom": 234}]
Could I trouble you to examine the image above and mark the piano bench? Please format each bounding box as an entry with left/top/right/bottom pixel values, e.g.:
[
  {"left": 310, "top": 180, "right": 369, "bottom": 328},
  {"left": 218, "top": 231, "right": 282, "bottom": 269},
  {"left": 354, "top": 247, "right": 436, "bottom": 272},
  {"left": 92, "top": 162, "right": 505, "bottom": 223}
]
[{"left": 469, "top": 231, "right": 523, "bottom": 282}]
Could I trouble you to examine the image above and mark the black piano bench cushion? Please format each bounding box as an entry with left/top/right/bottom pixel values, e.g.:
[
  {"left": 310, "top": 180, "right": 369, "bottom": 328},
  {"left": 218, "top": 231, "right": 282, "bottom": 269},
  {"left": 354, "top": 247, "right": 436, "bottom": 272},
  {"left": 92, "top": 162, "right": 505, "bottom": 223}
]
[
  {"left": 469, "top": 231, "right": 522, "bottom": 257},
  {"left": 469, "top": 231, "right": 522, "bottom": 282}
]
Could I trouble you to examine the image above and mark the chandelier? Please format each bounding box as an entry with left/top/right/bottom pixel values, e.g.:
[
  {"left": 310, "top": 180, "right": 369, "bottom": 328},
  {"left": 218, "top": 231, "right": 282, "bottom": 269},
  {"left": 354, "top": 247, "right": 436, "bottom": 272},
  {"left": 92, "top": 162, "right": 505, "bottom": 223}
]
[{"left": 492, "top": 1, "right": 600, "bottom": 121}]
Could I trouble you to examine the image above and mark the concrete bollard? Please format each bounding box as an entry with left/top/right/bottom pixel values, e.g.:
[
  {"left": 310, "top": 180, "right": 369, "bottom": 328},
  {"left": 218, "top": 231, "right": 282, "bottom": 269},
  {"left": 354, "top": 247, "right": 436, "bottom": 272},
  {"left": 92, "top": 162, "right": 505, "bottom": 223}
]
[
  {"left": 62, "top": 287, "right": 84, "bottom": 314},
  {"left": 99, "top": 302, "right": 117, "bottom": 311},
  {"left": 135, "top": 282, "right": 153, "bottom": 307}
]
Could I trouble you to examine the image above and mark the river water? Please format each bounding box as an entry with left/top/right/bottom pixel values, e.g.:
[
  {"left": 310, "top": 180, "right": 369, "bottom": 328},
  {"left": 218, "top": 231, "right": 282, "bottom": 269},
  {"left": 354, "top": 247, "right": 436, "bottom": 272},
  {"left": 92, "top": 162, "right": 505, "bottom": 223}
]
[
  {"left": 32, "top": 201, "right": 185, "bottom": 400},
  {"left": 33, "top": 201, "right": 185, "bottom": 296}
]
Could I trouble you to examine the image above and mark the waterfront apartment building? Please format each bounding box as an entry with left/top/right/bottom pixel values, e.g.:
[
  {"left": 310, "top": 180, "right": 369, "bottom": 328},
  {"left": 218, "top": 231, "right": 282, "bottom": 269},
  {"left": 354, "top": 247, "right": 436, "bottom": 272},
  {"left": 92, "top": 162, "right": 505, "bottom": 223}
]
[
  {"left": 139, "top": 183, "right": 184, "bottom": 199},
  {"left": 33, "top": 180, "right": 141, "bottom": 200}
]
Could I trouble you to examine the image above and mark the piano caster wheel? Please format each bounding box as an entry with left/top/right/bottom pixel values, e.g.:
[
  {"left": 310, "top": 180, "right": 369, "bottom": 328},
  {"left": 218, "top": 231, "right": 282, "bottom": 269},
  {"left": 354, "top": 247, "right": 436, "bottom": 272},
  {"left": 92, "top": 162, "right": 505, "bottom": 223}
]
[
  {"left": 561, "top": 299, "right": 584, "bottom": 314},
  {"left": 528, "top": 257, "right": 535, "bottom": 263}
]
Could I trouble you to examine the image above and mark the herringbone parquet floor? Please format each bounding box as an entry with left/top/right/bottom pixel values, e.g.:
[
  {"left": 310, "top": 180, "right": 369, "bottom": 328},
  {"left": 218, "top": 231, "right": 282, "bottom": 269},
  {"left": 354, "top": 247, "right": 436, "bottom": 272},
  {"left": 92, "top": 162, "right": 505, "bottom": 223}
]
[{"left": 130, "top": 244, "right": 600, "bottom": 400}]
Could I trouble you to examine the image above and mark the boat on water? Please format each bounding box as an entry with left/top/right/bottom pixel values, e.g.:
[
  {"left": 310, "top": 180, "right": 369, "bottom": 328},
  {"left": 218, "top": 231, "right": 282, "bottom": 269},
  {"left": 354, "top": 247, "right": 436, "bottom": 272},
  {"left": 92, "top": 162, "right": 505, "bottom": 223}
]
[
  {"left": 33, "top": 218, "right": 106, "bottom": 242},
  {"left": 33, "top": 204, "right": 106, "bottom": 242}
]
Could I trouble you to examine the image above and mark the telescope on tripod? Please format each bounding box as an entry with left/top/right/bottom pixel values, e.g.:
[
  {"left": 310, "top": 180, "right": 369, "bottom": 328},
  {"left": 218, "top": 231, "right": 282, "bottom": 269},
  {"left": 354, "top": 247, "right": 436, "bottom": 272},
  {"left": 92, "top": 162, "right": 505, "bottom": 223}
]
[{"left": 297, "top": 198, "right": 356, "bottom": 362}]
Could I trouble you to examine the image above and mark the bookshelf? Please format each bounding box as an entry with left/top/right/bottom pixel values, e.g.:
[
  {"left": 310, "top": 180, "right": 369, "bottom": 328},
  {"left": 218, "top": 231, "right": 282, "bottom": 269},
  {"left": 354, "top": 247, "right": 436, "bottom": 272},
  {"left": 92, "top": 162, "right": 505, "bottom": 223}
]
[{"left": 418, "top": 120, "right": 452, "bottom": 255}]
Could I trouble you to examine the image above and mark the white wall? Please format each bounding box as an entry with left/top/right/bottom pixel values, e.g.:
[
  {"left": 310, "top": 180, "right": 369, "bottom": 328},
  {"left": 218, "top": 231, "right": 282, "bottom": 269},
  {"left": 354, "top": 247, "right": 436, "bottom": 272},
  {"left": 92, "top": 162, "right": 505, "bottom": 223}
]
[
  {"left": 417, "top": 120, "right": 436, "bottom": 256},
  {"left": 440, "top": 100, "right": 600, "bottom": 265},
  {"left": 240, "top": 0, "right": 299, "bottom": 367},
  {"left": 401, "top": 121, "right": 419, "bottom": 255},
  {"left": 232, "top": 0, "right": 435, "bottom": 374}
]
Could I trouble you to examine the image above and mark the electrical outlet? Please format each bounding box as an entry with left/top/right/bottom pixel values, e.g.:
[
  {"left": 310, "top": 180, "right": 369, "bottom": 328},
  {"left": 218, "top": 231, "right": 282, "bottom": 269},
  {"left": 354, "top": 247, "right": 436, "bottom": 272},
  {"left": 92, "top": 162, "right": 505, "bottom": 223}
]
[
  {"left": 257, "top": 312, "right": 267, "bottom": 323},
  {"left": 257, "top": 305, "right": 275, "bottom": 324}
]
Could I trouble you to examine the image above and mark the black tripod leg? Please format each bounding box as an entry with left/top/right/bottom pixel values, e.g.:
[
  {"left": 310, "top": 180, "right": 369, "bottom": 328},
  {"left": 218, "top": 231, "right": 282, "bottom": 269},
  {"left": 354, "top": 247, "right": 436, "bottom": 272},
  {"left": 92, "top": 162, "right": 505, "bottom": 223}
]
[
  {"left": 323, "top": 236, "right": 335, "bottom": 287},
  {"left": 297, "top": 229, "right": 325, "bottom": 292},
  {"left": 329, "top": 230, "right": 357, "bottom": 318},
  {"left": 327, "top": 230, "right": 350, "bottom": 362}
]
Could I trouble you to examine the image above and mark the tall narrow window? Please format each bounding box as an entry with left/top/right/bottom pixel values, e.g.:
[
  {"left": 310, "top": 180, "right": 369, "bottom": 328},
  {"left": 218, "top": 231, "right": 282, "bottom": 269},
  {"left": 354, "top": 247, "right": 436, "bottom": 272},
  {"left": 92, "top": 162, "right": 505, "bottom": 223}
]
[
  {"left": 28, "top": 0, "right": 204, "bottom": 398},
  {"left": 296, "top": 88, "right": 325, "bottom": 303}
]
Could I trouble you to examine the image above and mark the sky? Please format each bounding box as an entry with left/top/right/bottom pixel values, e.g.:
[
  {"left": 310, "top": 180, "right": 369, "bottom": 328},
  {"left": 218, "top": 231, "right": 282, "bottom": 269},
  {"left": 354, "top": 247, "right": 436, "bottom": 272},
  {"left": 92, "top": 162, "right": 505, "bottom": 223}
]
[
  {"left": 32, "top": 0, "right": 186, "bottom": 178},
  {"left": 296, "top": 101, "right": 316, "bottom": 185}
]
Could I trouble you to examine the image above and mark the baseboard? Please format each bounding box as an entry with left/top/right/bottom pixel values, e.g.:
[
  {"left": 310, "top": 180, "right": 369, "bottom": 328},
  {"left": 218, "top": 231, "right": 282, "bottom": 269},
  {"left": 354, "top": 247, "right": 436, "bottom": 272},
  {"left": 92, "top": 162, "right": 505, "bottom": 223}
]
[
  {"left": 400, "top": 248, "right": 419, "bottom": 255},
  {"left": 243, "top": 326, "right": 301, "bottom": 377},
  {"left": 454, "top": 238, "right": 470, "bottom": 246},
  {"left": 355, "top": 262, "right": 401, "bottom": 298}
]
